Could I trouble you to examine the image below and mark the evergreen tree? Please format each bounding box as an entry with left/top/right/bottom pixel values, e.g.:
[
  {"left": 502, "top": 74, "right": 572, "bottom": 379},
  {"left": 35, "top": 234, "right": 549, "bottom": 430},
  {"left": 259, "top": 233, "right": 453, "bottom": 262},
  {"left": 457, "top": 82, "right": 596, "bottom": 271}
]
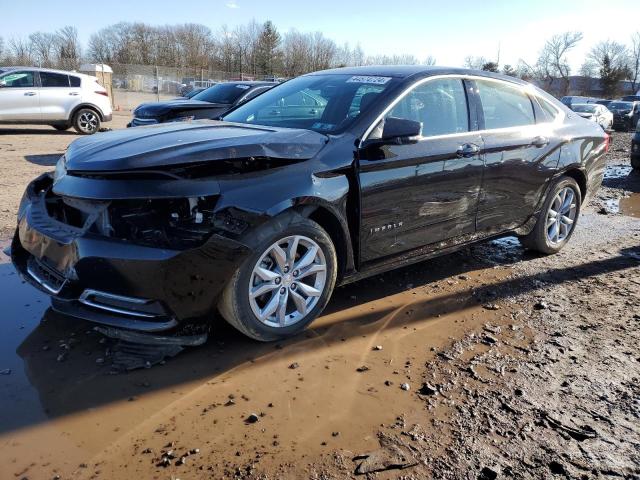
[{"left": 256, "top": 21, "right": 281, "bottom": 76}]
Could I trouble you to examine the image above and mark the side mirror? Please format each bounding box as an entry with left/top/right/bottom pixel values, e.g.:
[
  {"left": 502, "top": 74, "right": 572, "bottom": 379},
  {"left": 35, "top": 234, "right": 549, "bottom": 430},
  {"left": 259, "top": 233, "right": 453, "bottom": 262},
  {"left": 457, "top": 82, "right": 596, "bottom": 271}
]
[
  {"left": 382, "top": 116, "right": 422, "bottom": 140},
  {"left": 0, "top": 81, "right": 6, "bottom": 88}
]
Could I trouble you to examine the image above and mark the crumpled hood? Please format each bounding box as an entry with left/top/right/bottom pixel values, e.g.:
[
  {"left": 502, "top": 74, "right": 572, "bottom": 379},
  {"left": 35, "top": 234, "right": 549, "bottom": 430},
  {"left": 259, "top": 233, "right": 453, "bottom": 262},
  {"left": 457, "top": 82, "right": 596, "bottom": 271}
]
[
  {"left": 133, "top": 100, "right": 229, "bottom": 118},
  {"left": 64, "top": 120, "right": 328, "bottom": 172}
]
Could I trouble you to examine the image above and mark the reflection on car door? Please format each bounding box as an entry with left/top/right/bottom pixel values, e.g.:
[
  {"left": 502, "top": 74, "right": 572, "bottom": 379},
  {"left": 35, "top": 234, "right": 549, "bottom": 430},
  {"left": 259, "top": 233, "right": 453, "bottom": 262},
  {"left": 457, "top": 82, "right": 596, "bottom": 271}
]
[
  {"left": 472, "top": 79, "right": 560, "bottom": 234},
  {"left": 0, "top": 70, "right": 40, "bottom": 121},
  {"left": 39, "top": 71, "right": 79, "bottom": 121},
  {"left": 358, "top": 77, "right": 484, "bottom": 263}
]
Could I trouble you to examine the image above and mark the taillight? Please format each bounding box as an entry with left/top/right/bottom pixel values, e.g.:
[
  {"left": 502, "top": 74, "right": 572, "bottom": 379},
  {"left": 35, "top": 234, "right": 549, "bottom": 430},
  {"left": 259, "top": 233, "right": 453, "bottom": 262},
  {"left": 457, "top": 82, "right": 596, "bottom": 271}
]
[
  {"left": 604, "top": 133, "right": 610, "bottom": 153},
  {"left": 95, "top": 91, "right": 109, "bottom": 97}
]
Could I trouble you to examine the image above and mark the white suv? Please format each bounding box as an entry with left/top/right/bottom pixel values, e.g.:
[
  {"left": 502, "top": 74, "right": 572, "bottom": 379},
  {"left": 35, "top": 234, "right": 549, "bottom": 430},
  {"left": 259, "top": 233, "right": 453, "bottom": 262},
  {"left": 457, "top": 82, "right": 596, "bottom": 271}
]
[{"left": 0, "top": 67, "right": 112, "bottom": 134}]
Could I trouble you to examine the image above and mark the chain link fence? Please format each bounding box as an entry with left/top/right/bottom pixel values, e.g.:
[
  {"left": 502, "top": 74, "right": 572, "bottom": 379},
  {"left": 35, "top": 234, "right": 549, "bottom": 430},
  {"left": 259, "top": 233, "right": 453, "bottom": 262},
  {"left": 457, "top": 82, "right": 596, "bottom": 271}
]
[{"left": 110, "top": 64, "right": 276, "bottom": 111}]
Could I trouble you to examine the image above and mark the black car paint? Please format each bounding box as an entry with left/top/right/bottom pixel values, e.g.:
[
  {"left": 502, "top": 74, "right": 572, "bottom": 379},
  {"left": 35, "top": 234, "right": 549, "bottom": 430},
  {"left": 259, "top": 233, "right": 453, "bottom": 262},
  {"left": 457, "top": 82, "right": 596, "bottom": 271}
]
[
  {"left": 11, "top": 66, "right": 608, "bottom": 332},
  {"left": 128, "top": 82, "right": 275, "bottom": 127},
  {"left": 632, "top": 129, "right": 640, "bottom": 165}
]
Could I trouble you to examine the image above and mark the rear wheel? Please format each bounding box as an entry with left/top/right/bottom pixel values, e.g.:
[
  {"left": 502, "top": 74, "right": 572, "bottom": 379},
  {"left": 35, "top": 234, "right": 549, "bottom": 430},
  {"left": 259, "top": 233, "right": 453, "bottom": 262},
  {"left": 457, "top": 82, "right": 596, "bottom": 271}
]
[
  {"left": 519, "top": 176, "right": 581, "bottom": 254},
  {"left": 219, "top": 213, "right": 337, "bottom": 341},
  {"left": 73, "top": 108, "right": 101, "bottom": 135}
]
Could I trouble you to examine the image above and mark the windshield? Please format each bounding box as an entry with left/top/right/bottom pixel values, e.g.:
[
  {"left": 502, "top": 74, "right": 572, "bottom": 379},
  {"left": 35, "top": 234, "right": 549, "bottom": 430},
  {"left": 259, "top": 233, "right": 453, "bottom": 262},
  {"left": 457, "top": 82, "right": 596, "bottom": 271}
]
[
  {"left": 192, "top": 83, "right": 252, "bottom": 104},
  {"left": 608, "top": 102, "right": 632, "bottom": 110},
  {"left": 572, "top": 104, "right": 596, "bottom": 113},
  {"left": 222, "top": 74, "right": 399, "bottom": 133}
]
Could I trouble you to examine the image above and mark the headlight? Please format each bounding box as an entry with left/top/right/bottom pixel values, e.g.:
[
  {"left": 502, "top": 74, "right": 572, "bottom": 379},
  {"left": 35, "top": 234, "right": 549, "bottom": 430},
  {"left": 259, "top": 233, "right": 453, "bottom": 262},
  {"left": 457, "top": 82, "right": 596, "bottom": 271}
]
[{"left": 53, "top": 156, "right": 67, "bottom": 184}]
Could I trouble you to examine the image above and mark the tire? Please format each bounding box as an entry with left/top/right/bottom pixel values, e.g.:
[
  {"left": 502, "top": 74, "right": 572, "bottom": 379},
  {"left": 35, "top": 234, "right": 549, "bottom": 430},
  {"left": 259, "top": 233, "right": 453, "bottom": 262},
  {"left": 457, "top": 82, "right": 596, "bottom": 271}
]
[
  {"left": 218, "top": 212, "right": 338, "bottom": 342},
  {"left": 73, "top": 108, "right": 101, "bottom": 135},
  {"left": 519, "top": 176, "right": 581, "bottom": 255},
  {"left": 52, "top": 124, "right": 70, "bottom": 131}
]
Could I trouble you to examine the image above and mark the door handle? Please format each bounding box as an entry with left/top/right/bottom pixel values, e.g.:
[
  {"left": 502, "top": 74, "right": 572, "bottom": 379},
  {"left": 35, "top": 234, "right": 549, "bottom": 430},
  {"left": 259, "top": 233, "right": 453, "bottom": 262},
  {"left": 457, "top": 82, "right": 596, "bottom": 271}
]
[
  {"left": 69, "top": 92, "right": 79, "bottom": 96},
  {"left": 456, "top": 143, "right": 480, "bottom": 158},
  {"left": 270, "top": 109, "right": 281, "bottom": 115},
  {"left": 24, "top": 92, "right": 36, "bottom": 96},
  {"left": 309, "top": 109, "right": 317, "bottom": 114},
  {"left": 532, "top": 136, "right": 549, "bottom": 148}
]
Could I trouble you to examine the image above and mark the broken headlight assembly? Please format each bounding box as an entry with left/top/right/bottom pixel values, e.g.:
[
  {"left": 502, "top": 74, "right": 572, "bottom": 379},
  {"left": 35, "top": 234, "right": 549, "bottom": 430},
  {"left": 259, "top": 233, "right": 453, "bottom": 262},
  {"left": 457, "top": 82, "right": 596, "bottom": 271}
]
[{"left": 103, "top": 196, "right": 220, "bottom": 250}]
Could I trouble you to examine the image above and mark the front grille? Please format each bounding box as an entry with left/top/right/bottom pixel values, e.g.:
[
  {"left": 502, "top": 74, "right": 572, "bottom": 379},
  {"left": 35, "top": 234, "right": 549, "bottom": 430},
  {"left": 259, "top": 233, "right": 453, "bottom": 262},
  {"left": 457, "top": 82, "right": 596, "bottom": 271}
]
[{"left": 27, "top": 256, "right": 67, "bottom": 294}]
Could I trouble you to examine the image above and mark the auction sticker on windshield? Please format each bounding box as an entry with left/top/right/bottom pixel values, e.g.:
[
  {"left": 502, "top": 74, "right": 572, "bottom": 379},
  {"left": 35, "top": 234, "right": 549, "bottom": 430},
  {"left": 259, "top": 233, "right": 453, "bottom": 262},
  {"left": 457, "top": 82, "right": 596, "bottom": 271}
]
[{"left": 347, "top": 76, "right": 391, "bottom": 84}]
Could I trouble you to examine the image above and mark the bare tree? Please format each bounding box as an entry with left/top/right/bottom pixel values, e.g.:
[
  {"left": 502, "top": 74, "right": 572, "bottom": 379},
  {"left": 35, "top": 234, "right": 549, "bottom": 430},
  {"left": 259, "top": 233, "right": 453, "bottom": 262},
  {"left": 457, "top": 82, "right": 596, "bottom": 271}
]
[
  {"left": 55, "top": 26, "right": 81, "bottom": 70},
  {"left": 542, "top": 32, "right": 583, "bottom": 95},
  {"left": 587, "top": 40, "right": 629, "bottom": 70},
  {"left": 464, "top": 56, "right": 488, "bottom": 70},
  {"left": 29, "top": 32, "right": 56, "bottom": 67},
  {"left": 629, "top": 32, "right": 640, "bottom": 93},
  {"left": 352, "top": 43, "right": 365, "bottom": 66},
  {"left": 424, "top": 55, "right": 437, "bottom": 66},
  {"left": 8, "top": 37, "right": 33, "bottom": 65}
]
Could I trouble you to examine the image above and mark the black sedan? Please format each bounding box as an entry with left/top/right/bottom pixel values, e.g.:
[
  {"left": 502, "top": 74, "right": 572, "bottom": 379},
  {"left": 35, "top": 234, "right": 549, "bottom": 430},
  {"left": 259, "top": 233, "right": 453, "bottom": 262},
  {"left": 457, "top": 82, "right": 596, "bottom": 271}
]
[
  {"left": 128, "top": 81, "right": 275, "bottom": 127},
  {"left": 12, "top": 66, "right": 608, "bottom": 341},
  {"left": 608, "top": 100, "right": 640, "bottom": 131}
]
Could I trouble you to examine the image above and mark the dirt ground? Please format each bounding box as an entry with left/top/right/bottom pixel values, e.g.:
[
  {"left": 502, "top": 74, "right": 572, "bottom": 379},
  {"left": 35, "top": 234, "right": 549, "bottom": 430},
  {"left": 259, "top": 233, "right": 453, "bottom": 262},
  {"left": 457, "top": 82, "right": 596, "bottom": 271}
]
[{"left": 0, "top": 125, "right": 638, "bottom": 480}]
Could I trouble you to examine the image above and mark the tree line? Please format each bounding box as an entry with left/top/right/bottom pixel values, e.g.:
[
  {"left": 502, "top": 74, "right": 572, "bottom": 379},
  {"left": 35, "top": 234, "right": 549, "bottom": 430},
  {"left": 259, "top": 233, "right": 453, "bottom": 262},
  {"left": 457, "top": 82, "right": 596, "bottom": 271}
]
[
  {"left": 0, "top": 21, "right": 638, "bottom": 97},
  {"left": 0, "top": 21, "right": 435, "bottom": 78},
  {"left": 465, "top": 31, "right": 640, "bottom": 97}
]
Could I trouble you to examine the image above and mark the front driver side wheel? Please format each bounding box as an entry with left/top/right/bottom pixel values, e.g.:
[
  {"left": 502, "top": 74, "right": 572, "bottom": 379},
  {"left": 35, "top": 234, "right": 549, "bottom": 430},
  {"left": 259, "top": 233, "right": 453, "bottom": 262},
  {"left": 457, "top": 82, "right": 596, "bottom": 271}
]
[
  {"left": 519, "top": 176, "right": 581, "bottom": 254},
  {"left": 219, "top": 213, "right": 337, "bottom": 341}
]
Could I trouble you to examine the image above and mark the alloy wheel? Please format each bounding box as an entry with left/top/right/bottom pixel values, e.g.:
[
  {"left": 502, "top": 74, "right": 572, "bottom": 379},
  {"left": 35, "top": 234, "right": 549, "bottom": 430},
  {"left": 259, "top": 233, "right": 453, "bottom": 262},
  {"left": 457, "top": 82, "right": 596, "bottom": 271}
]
[
  {"left": 546, "top": 186, "right": 577, "bottom": 244},
  {"left": 78, "top": 111, "right": 99, "bottom": 133},
  {"left": 248, "top": 235, "right": 327, "bottom": 328}
]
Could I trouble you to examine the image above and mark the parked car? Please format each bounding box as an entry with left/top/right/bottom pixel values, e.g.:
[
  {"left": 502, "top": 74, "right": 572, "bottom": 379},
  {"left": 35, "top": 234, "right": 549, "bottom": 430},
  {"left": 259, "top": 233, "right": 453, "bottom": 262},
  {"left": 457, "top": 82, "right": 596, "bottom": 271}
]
[
  {"left": 608, "top": 100, "right": 640, "bottom": 131},
  {"left": 181, "top": 87, "right": 205, "bottom": 99},
  {"left": 561, "top": 95, "right": 600, "bottom": 108},
  {"left": 595, "top": 99, "right": 614, "bottom": 108},
  {"left": 0, "top": 67, "right": 112, "bottom": 134},
  {"left": 11, "top": 66, "right": 608, "bottom": 341},
  {"left": 569, "top": 103, "right": 613, "bottom": 130},
  {"left": 632, "top": 120, "right": 640, "bottom": 170},
  {"left": 128, "top": 81, "right": 274, "bottom": 127},
  {"left": 621, "top": 95, "right": 640, "bottom": 102}
]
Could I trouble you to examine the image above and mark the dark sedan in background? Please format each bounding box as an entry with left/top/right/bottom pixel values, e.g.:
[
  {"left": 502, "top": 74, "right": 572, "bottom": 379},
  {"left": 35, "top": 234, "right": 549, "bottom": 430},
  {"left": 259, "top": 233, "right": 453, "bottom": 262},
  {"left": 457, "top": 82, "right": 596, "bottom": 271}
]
[
  {"left": 12, "top": 66, "right": 608, "bottom": 342},
  {"left": 608, "top": 100, "right": 640, "bottom": 131},
  {"left": 128, "top": 81, "right": 275, "bottom": 127}
]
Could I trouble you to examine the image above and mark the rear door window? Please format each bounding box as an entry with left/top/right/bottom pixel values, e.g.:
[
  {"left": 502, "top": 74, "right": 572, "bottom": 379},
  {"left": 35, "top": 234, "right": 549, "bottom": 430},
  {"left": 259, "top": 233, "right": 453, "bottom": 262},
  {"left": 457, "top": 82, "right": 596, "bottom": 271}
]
[
  {"left": 69, "top": 75, "right": 81, "bottom": 87},
  {"left": 476, "top": 79, "right": 535, "bottom": 129},
  {"left": 535, "top": 97, "right": 561, "bottom": 122},
  {"left": 40, "top": 72, "right": 71, "bottom": 87},
  {"left": 386, "top": 78, "right": 469, "bottom": 137}
]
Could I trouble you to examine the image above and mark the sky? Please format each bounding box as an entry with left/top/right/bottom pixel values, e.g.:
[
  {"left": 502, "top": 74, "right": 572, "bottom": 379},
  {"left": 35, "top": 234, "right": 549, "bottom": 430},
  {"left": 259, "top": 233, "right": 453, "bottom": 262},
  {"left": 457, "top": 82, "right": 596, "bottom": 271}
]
[{"left": 0, "top": 0, "right": 637, "bottom": 70}]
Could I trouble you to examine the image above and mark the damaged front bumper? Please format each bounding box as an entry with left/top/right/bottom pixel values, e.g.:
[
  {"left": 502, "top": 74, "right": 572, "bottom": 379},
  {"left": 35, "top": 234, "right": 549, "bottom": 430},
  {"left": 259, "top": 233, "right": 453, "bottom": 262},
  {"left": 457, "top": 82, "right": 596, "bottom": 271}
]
[{"left": 11, "top": 173, "right": 251, "bottom": 333}]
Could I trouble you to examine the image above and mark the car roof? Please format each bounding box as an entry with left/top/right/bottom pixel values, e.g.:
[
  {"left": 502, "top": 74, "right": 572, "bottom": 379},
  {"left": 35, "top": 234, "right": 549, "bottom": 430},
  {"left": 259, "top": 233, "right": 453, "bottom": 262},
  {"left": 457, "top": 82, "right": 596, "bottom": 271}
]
[
  {"left": 0, "top": 66, "right": 87, "bottom": 77},
  {"left": 306, "top": 65, "right": 529, "bottom": 85}
]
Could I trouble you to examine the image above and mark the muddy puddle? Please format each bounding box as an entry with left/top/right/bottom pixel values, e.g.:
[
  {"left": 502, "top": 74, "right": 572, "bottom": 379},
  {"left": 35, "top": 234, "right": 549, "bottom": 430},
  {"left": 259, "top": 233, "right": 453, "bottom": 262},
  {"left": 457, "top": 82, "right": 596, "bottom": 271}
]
[
  {"left": 0, "top": 239, "right": 528, "bottom": 479},
  {"left": 619, "top": 192, "right": 640, "bottom": 218}
]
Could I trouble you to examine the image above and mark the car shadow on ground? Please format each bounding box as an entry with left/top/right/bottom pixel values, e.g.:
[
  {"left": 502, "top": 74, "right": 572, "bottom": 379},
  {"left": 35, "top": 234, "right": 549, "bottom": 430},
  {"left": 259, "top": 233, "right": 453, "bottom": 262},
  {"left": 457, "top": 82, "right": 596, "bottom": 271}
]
[
  {"left": 2, "top": 236, "right": 639, "bottom": 436},
  {"left": 24, "top": 154, "right": 61, "bottom": 166},
  {"left": 0, "top": 128, "right": 76, "bottom": 136}
]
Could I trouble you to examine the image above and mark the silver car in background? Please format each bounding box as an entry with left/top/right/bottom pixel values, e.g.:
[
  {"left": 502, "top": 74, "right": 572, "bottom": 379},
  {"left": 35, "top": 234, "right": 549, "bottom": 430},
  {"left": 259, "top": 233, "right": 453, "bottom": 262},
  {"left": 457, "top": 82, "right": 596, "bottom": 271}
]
[
  {"left": 0, "top": 67, "right": 112, "bottom": 134},
  {"left": 570, "top": 103, "right": 613, "bottom": 131}
]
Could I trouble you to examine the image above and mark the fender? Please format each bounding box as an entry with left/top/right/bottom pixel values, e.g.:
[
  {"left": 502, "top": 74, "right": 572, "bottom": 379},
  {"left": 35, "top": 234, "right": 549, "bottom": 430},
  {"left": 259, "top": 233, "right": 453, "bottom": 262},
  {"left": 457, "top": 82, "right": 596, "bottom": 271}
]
[{"left": 70, "top": 102, "right": 106, "bottom": 121}]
